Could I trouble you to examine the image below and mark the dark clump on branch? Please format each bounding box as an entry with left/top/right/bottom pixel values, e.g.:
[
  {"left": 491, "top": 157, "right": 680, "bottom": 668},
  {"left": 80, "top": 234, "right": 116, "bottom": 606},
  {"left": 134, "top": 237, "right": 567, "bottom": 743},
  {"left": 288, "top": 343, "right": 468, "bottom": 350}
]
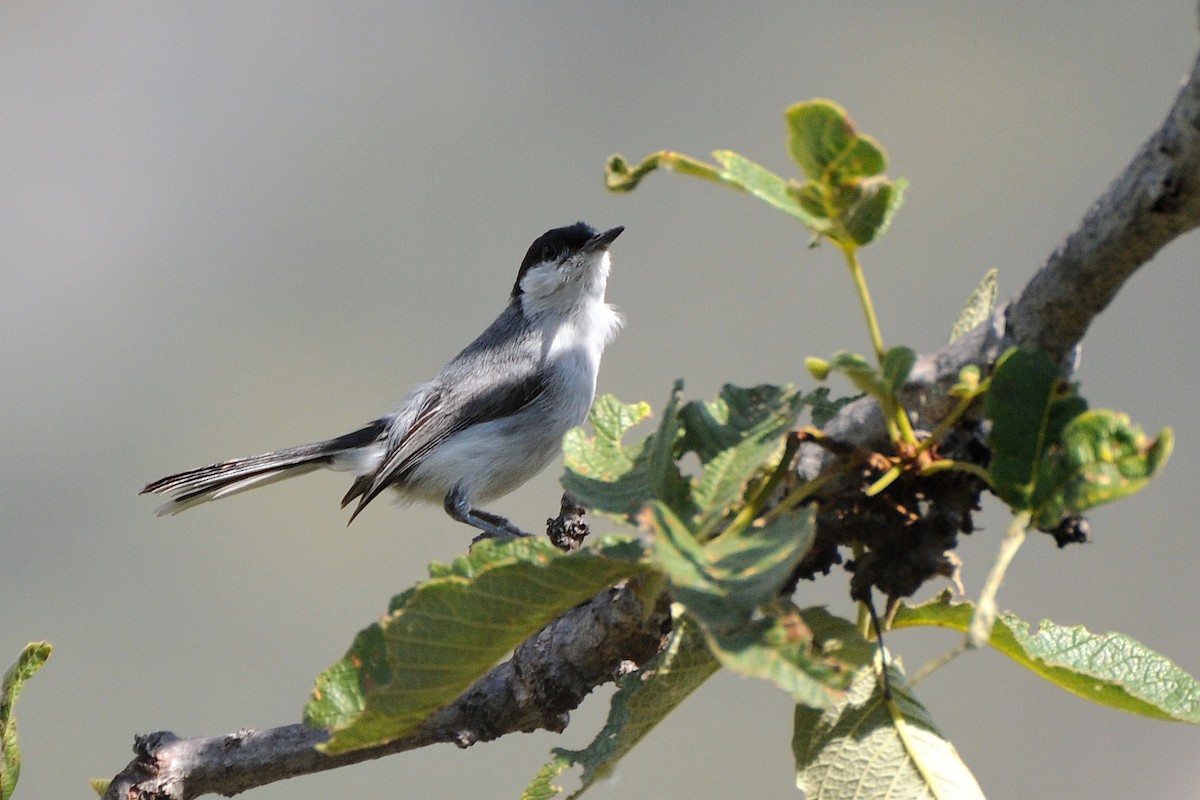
[{"left": 789, "top": 424, "right": 989, "bottom": 609}]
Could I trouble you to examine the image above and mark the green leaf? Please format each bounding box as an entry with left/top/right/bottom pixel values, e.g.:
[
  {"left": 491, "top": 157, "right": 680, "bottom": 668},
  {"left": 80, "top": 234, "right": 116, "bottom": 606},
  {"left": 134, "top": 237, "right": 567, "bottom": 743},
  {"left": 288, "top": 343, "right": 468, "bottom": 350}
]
[
  {"left": 881, "top": 346, "right": 917, "bottom": 396},
  {"left": 984, "top": 346, "right": 1171, "bottom": 526},
  {"left": 647, "top": 502, "right": 815, "bottom": 628},
  {"left": 566, "top": 384, "right": 806, "bottom": 532},
  {"left": 678, "top": 384, "right": 798, "bottom": 462},
  {"left": 710, "top": 150, "right": 830, "bottom": 230},
  {"left": 1, "top": 642, "right": 51, "bottom": 800},
  {"left": 646, "top": 382, "right": 697, "bottom": 521},
  {"left": 893, "top": 591, "right": 1200, "bottom": 723},
  {"left": 984, "top": 345, "right": 1085, "bottom": 510},
  {"left": 678, "top": 384, "right": 805, "bottom": 529},
  {"left": 644, "top": 503, "right": 858, "bottom": 706},
  {"left": 794, "top": 664, "right": 986, "bottom": 799},
  {"left": 791, "top": 180, "right": 829, "bottom": 222},
  {"left": 562, "top": 396, "right": 653, "bottom": 519},
  {"left": 604, "top": 149, "right": 829, "bottom": 231},
  {"left": 1028, "top": 410, "right": 1173, "bottom": 528},
  {"left": 607, "top": 100, "right": 904, "bottom": 245},
  {"left": 708, "top": 606, "right": 870, "bottom": 709},
  {"left": 806, "top": 386, "right": 859, "bottom": 428},
  {"left": 783, "top": 100, "right": 904, "bottom": 247},
  {"left": 814, "top": 351, "right": 879, "bottom": 395},
  {"left": 562, "top": 385, "right": 694, "bottom": 524},
  {"left": 786, "top": 99, "right": 887, "bottom": 183},
  {"left": 304, "top": 538, "right": 650, "bottom": 754},
  {"left": 840, "top": 175, "right": 907, "bottom": 246},
  {"left": 521, "top": 753, "right": 573, "bottom": 800},
  {"left": 949, "top": 269, "right": 998, "bottom": 343},
  {"left": 534, "top": 615, "right": 721, "bottom": 799}
]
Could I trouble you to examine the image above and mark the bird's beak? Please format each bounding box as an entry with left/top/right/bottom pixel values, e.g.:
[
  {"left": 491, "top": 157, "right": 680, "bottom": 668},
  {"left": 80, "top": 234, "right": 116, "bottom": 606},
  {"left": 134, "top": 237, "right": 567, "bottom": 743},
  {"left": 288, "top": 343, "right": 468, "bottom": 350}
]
[{"left": 584, "top": 225, "right": 624, "bottom": 252}]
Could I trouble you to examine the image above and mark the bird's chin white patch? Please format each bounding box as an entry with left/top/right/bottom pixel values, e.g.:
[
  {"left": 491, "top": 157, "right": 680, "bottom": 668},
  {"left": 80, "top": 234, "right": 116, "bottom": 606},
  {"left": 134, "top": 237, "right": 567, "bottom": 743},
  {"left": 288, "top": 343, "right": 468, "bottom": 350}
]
[
  {"left": 519, "top": 251, "right": 612, "bottom": 317},
  {"left": 518, "top": 263, "right": 568, "bottom": 299}
]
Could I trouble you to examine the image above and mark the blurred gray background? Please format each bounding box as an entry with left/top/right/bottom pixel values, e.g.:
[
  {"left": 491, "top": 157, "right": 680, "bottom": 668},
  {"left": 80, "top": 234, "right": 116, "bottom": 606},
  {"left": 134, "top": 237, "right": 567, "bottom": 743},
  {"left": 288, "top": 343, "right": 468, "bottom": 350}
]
[{"left": 3, "top": 2, "right": 1200, "bottom": 798}]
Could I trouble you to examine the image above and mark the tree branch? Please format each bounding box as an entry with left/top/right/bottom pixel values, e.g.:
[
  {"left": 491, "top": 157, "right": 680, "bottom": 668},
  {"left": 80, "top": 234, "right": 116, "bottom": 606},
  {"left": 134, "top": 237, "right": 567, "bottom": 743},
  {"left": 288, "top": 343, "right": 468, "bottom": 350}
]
[
  {"left": 1008, "top": 47, "right": 1200, "bottom": 360},
  {"left": 102, "top": 579, "right": 669, "bottom": 800}
]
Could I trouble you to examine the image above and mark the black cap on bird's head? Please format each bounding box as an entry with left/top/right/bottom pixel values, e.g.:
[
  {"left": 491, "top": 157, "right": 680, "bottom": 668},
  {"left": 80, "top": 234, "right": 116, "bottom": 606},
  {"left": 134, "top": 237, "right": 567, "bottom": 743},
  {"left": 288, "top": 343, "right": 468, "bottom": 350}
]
[{"left": 511, "top": 222, "right": 624, "bottom": 299}]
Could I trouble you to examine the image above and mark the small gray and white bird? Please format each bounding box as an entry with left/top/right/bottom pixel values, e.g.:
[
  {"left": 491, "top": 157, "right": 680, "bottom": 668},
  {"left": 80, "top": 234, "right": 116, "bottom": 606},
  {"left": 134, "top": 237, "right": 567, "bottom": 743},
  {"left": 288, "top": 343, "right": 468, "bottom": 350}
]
[{"left": 143, "top": 222, "right": 624, "bottom": 541}]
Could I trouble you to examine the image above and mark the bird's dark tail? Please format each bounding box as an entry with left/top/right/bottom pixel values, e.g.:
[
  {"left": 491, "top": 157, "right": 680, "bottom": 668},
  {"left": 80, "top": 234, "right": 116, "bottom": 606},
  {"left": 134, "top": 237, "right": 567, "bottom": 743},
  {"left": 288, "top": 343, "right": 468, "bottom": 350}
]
[{"left": 142, "top": 420, "right": 387, "bottom": 516}]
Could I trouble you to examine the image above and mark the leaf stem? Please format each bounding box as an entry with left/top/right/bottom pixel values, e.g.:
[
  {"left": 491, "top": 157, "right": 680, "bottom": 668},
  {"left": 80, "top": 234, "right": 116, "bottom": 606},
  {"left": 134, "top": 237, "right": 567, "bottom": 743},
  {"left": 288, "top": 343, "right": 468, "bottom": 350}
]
[
  {"left": 842, "top": 245, "right": 886, "bottom": 366},
  {"left": 852, "top": 543, "right": 871, "bottom": 638},
  {"left": 968, "top": 510, "right": 1030, "bottom": 648},
  {"left": 918, "top": 459, "right": 994, "bottom": 487},
  {"left": 761, "top": 468, "right": 839, "bottom": 523},
  {"left": 905, "top": 640, "right": 968, "bottom": 689}
]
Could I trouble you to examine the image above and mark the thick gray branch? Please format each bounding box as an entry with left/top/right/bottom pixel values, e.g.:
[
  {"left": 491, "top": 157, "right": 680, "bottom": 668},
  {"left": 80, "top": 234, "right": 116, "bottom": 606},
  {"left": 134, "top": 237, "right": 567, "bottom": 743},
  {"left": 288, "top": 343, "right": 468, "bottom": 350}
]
[
  {"left": 102, "top": 580, "right": 667, "bottom": 800},
  {"left": 1008, "top": 48, "right": 1200, "bottom": 360}
]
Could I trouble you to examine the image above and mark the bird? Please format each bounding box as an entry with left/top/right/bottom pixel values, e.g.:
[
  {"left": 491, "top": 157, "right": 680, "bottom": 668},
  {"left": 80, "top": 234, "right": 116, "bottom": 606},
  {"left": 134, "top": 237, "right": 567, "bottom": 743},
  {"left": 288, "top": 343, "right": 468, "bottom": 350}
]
[{"left": 142, "top": 222, "right": 624, "bottom": 542}]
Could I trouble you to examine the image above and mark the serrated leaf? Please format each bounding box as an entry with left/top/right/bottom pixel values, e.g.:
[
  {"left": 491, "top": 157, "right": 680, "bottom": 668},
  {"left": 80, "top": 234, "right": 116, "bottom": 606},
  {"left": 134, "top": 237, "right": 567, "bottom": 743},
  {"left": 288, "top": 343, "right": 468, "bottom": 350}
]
[
  {"left": 304, "top": 538, "right": 650, "bottom": 754},
  {"left": 562, "top": 396, "right": 653, "bottom": 519},
  {"left": 534, "top": 615, "right": 720, "bottom": 799},
  {"left": 677, "top": 384, "right": 795, "bottom": 460},
  {"left": 1, "top": 642, "right": 51, "bottom": 800},
  {"left": 1028, "top": 410, "right": 1173, "bottom": 528},
  {"left": 646, "top": 502, "right": 815, "bottom": 628},
  {"left": 567, "top": 384, "right": 806, "bottom": 531},
  {"left": 894, "top": 591, "right": 1200, "bottom": 722},
  {"left": 678, "top": 384, "right": 804, "bottom": 528},
  {"left": 984, "top": 345, "right": 1086, "bottom": 510},
  {"left": 806, "top": 386, "right": 859, "bottom": 428},
  {"left": 705, "top": 606, "right": 868, "bottom": 705},
  {"left": 646, "top": 382, "right": 696, "bottom": 521},
  {"left": 949, "top": 269, "right": 998, "bottom": 343},
  {"left": 708, "top": 606, "right": 869, "bottom": 709},
  {"left": 644, "top": 503, "right": 854, "bottom": 705},
  {"left": 794, "top": 664, "right": 986, "bottom": 800},
  {"left": 786, "top": 100, "right": 887, "bottom": 183},
  {"left": 521, "top": 753, "right": 574, "bottom": 800}
]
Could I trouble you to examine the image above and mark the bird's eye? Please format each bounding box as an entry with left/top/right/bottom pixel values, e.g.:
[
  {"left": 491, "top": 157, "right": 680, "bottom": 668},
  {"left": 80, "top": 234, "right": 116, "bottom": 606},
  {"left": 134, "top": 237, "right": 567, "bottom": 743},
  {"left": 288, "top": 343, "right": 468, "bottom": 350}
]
[{"left": 540, "top": 242, "right": 561, "bottom": 262}]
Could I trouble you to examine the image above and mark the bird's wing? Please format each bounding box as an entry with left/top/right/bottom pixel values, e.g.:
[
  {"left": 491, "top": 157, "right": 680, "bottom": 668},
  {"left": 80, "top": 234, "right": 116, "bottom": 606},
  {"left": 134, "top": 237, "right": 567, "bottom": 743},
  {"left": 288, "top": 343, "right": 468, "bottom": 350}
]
[{"left": 343, "top": 350, "right": 548, "bottom": 521}]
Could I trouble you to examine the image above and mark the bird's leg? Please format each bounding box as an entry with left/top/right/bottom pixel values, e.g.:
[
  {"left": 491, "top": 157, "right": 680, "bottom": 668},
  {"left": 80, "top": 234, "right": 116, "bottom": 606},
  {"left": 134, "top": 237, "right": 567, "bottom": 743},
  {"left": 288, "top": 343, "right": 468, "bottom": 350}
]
[{"left": 444, "top": 486, "right": 532, "bottom": 543}]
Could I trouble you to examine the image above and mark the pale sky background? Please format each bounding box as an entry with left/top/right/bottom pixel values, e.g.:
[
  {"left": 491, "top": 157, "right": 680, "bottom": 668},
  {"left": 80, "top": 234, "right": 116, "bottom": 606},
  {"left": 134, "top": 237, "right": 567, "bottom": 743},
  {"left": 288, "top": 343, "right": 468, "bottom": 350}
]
[{"left": 3, "top": 3, "right": 1200, "bottom": 799}]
